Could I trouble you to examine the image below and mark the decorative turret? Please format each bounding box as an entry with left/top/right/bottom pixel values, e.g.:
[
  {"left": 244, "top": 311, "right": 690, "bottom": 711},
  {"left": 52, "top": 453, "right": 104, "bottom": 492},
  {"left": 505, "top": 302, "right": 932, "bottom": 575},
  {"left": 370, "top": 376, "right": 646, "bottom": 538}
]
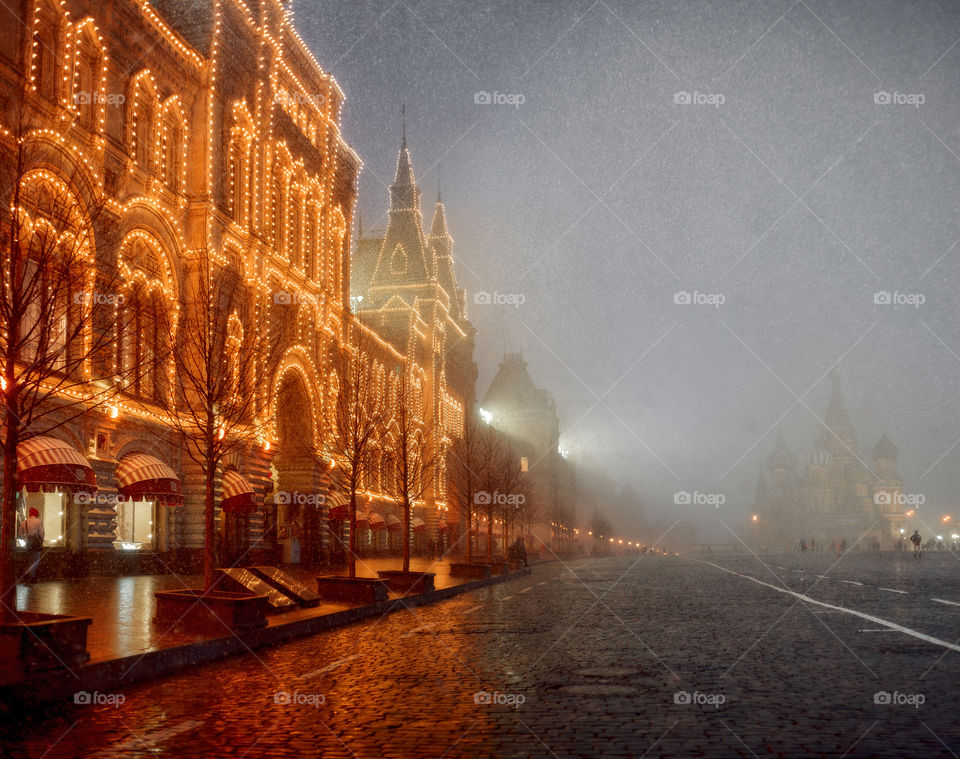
[
  {"left": 872, "top": 434, "right": 898, "bottom": 463},
  {"left": 767, "top": 436, "right": 796, "bottom": 472}
]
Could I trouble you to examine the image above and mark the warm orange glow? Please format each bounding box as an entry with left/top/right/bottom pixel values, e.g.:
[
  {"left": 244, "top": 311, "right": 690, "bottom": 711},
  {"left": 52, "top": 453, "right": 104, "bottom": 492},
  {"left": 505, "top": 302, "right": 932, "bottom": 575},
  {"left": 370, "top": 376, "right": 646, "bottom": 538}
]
[
  {"left": 751, "top": 514, "right": 758, "bottom": 522},
  {"left": 943, "top": 515, "right": 951, "bottom": 522}
]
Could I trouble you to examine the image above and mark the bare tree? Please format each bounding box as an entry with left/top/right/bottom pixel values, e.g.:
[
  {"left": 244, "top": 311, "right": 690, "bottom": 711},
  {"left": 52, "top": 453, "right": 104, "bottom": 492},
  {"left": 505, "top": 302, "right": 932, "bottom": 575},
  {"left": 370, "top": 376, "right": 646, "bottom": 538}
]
[
  {"left": 589, "top": 509, "right": 612, "bottom": 554},
  {"left": 497, "top": 449, "right": 529, "bottom": 558},
  {"left": 446, "top": 412, "right": 487, "bottom": 563},
  {"left": 383, "top": 364, "right": 440, "bottom": 573},
  {"left": 0, "top": 94, "right": 129, "bottom": 621},
  {"left": 157, "top": 251, "right": 266, "bottom": 590},
  {"left": 321, "top": 325, "right": 390, "bottom": 578}
]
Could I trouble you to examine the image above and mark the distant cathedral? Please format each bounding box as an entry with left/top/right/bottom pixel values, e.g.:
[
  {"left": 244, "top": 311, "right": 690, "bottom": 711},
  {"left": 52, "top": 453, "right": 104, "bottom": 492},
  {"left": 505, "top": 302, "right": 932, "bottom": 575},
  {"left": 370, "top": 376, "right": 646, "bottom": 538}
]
[{"left": 752, "top": 373, "right": 905, "bottom": 548}]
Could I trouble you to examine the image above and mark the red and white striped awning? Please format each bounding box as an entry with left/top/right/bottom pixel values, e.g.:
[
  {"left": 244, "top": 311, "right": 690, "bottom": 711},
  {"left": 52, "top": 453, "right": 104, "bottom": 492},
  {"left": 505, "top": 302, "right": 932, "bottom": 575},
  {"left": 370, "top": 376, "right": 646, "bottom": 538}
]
[
  {"left": 17, "top": 436, "right": 97, "bottom": 493},
  {"left": 116, "top": 453, "right": 182, "bottom": 504},
  {"left": 355, "top": 512, "right": 369, "bottom": 529},
  {"left": 221, "top": 470, "right": 256, "bottom": 514},
  {"left": 326, "top": 491, "right": 350, "bottom": 520},
  {"left": 411, "top": 516, "right": 426, "bottom": 533},
  {"left": 438, "top": 518, "right": 448, "bottom": 532},
  {"left": 385, "top": 513, "right": 402, "bottom": 531},
  {"left": 368, "top": 512, "right": 385, "bottom": 529}
]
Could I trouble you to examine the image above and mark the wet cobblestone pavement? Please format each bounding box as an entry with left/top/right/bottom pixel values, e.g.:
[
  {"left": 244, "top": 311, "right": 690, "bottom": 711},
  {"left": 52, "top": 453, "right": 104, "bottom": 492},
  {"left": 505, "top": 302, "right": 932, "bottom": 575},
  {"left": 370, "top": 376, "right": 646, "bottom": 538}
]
[{"left": 3, "top": 552, "right": 959, "bottom": 757}]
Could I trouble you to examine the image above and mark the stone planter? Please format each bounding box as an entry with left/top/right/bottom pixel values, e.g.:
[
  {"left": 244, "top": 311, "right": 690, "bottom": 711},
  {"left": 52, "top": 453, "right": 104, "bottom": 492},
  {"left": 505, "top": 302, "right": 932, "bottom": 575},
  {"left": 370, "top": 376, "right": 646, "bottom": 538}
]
[
  {"left": 489, "top": 561, "right": 509, "bottom": 575},
  {"left": 449, "top": 562, "right": 492, "bottom": 579},
  {"left": 154, "top": 589, "right": 269, "bottom": 633},
  {"left": 507, "top": 560, "right": 526, "bottom": 572},
  {"left": 376, "top": 570, "right": 436, "bottom": 594},
  {"left": 315, "top": 577, "right": 389, "bottom": 604},
  {"left": 0, "top": 611, "right": 92, "bottom": 670}
]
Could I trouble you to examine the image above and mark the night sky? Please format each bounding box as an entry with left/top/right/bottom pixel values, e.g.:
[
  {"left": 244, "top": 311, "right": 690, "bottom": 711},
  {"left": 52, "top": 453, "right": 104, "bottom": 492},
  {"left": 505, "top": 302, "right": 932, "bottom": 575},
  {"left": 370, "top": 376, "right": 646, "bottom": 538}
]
[{"left": 296, "top": 0, "right": 960, "bottom": 539}]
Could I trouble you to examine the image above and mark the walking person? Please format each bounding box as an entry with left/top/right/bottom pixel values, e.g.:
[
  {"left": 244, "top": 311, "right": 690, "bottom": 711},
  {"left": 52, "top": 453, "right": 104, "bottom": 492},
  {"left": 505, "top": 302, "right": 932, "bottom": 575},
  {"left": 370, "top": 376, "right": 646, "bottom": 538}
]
[
  {"left": 799, "top": 537, "right": 807, "bottom": 553},
  {"left": 911, "top": 530, "right": 922, "bottom": 559},
  {"left": 19, "top": 507, "right": 44, "bottom": 582}
]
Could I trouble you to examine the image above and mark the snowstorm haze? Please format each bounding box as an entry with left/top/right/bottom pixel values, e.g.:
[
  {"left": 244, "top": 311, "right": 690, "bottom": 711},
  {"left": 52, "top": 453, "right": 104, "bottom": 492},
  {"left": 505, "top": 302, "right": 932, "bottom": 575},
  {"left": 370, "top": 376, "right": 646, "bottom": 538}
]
[{"left": 298, "top": 0, "right": 960, "bottom": 540}]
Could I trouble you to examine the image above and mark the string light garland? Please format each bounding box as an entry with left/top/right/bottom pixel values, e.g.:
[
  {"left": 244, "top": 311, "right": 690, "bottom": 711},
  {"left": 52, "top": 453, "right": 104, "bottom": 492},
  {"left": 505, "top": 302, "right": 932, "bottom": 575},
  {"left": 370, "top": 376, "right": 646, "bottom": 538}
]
[{"left": 7, "top": 0, "right": 473, "bottom": 526}]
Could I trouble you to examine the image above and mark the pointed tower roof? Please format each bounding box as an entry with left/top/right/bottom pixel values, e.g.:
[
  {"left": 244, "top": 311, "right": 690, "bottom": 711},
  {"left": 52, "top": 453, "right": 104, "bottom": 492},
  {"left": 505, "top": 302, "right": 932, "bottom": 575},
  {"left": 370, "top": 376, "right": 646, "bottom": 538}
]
[
  {"left": 429, "top": 179, "right": 450, "bottom": 239},
  {"left": 767, "top": 436, "right": 796, "bottom": 472},
  {"left": 872, "top": 434, "right": 898, "bottom": 462},
  {"left": 369, "top": 124, "right": 431, "bottom": 295},
  {"left": 825, "top": 370, "right": 852, "bottom": 429},
  {"left": 821, "top": 371, "right": 861, "bottom": 459}
]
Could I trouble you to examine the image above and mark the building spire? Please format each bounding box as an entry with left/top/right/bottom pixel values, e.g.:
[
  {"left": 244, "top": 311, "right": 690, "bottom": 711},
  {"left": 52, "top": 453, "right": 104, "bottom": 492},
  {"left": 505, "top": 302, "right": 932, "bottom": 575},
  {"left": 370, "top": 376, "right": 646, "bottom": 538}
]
[
  {"left": 401, "top": 103, "right": 406, "bottom": 149},
  {"left": 437, "top": 165, "right": 442, "bottom": 203}
]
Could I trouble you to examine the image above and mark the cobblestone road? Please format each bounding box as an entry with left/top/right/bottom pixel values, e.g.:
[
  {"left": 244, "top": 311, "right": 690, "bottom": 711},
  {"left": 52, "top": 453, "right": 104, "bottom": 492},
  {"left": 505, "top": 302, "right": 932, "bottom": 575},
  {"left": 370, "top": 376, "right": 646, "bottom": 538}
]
[{"left": 3, "top": 552, "right": 960, "bottom": 758}]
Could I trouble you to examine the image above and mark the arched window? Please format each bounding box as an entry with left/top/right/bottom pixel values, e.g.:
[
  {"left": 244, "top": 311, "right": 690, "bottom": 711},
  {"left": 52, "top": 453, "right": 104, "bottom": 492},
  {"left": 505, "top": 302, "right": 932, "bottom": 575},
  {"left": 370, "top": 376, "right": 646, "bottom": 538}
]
[
  {"left": 228, "top": 139, "right": 247, "bottom": 220},
  {"left": 31, "top": 0, "right": 63, "bottom": 101},
  {"left": 160, "top": 98, "right": 187, "bottom": 193},
  {"left": 118, "top": 233, "right": 174, "bottom": 404},
  {"left": 129, "top": 72, "right": 159, "bottom": 173},
  {"left": 326, "top": 371, "right": 340, "bottom": 442},
  {"left": 226, "top": 312, "right": 244, "bottom": 402},
  {"left": 227, "top": 102, "right": 253, "bottom": 221},
  {"left": 290, "top": 188, "right": 302, "bottom": 268},
  {"left": 271, "top": 168, "right": 286, "bottom": 251},
  {"left": 73, "top": 20, "right": 104, "bottom": 132},
  {"left": 329, "top": 206, "right": 346, "bottom": 291},
  {"left": 304, "top": 201, "right": 318, "bottom": 279},
  {"left": 413, "top": 370, "right": 424, "bottom": 421},
  {"left": 16, "top": 171, "right": 92, "bottom": 375}
]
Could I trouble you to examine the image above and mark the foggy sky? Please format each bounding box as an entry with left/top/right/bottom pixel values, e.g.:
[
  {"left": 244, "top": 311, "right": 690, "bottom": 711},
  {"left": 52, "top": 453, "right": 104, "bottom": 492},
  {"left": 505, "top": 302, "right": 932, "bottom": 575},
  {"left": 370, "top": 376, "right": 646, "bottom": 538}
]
[{"left": 296, "top": 0, "right": 960, "bottom": 540}]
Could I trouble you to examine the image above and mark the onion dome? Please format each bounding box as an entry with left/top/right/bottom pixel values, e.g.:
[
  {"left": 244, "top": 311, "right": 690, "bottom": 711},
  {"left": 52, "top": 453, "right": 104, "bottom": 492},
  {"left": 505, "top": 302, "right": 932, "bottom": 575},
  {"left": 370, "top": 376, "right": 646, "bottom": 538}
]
[
  {"left": 872, "top": 434, "right": 898, "bottom": 462},
  {"left": 767, "top": 437, "right": 796, "bottom": 471},
  {"left": 804, "top": 439, "right": 832, "bottom": 468}
]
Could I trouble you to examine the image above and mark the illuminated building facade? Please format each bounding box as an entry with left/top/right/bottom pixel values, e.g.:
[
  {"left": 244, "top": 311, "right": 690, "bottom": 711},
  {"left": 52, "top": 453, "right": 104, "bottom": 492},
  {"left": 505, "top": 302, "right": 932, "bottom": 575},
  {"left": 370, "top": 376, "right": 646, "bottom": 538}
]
[
  {"left": 478, "top": 353, "right": 574, "bottom": 546},
  {"left": 0, "top": 0, "right": 472, "bottom": 574},
  {"left": 752, "top": 373, "right": 905, "bottom": 549},
  {"left": 352, "top": 129, "right": 477, "bottom": 547}
]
